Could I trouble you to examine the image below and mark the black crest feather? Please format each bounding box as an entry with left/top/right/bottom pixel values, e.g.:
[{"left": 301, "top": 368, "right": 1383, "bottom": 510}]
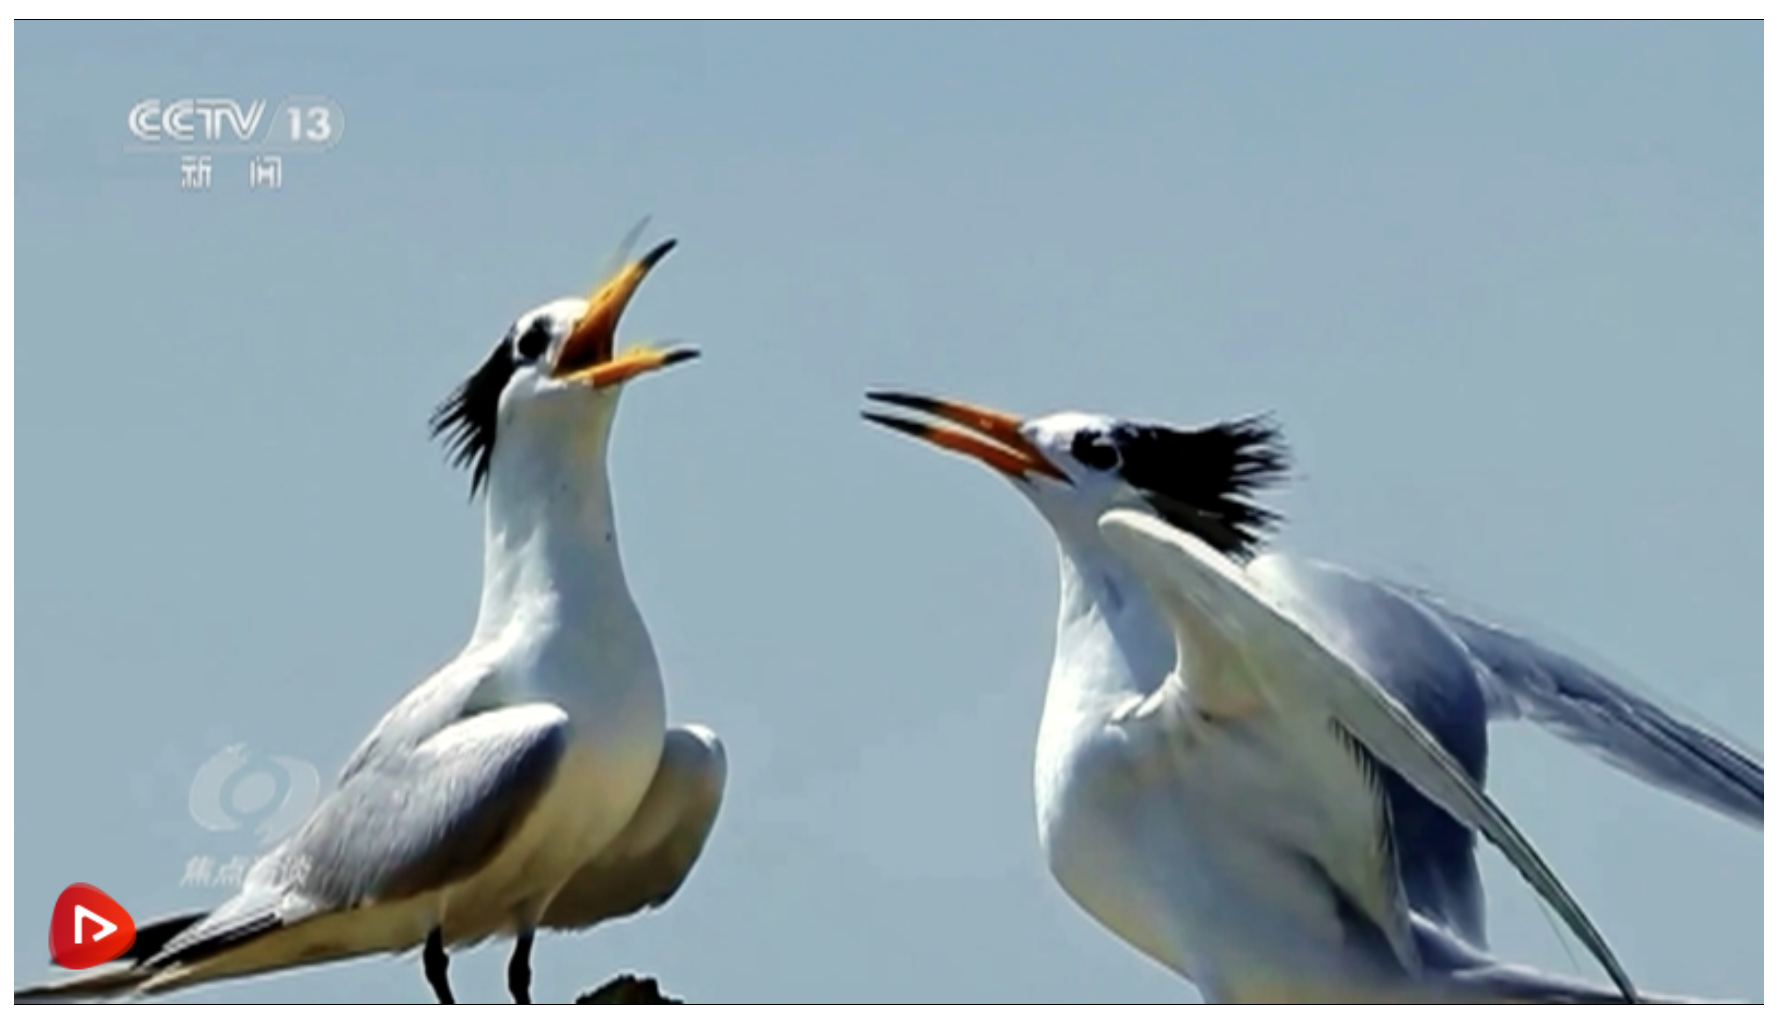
[
  {"left": 429, "top": 329, "right": 519, "bottom": 496},
  {"left": 1110, "top": 414, "right": 1290, "bottom": 561}
]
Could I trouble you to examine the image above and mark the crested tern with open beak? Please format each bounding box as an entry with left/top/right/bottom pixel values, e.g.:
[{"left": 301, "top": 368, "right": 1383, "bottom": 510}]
[
  {"left": 862, "top": 391, "right": 1760, "bottom": 1003},
  {"left": 17, "top": 238, "right": 726, "bottom": 1005}
]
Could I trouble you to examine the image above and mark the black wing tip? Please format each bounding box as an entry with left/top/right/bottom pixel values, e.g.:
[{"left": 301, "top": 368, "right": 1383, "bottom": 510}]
[
  {"left": 124, "top": 910, "right": 211, "bottom": 967},
  {"left": 149, "top": 912, "right": 283, "bottom": 971}
]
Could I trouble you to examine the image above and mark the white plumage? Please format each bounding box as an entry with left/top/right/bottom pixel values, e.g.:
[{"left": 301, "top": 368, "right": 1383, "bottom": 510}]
[
  {"left": 17, "top": 238, "right": 725, "bottom": 1005},
  {"left": 864, "top": 391, "right": 1760, "bottom": 1003}
]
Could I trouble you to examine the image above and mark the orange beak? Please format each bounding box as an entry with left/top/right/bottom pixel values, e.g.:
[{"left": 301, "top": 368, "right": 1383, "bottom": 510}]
[
  {"left": 550, "top": 238, "right": 697, "bottom": 388},
  {"left": 862, "top": 391, "right": 1069, "bottom": 483}
]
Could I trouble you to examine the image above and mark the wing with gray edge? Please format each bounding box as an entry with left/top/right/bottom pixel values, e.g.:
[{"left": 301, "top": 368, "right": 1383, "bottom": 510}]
[
  {"left": 541, "top": 725, "right": 727, "bottom": 932},
  {"left": 16, "top": 703, "right": 571, "bottom": 1001},
  {"left": 1097, "top": 507, "right": 1641, "bottom": 1003},
  {"left": 1396, "top": 585, "right": 1763, "bottom": 827}
]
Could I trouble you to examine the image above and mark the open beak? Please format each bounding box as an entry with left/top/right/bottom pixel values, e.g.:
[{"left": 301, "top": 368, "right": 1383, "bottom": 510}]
[
  {"left": 550, "top": 238, "right": 699, "bottom": 388},
  {"left": 862, "top": 391, "right": 1069, "bottom": 483}
]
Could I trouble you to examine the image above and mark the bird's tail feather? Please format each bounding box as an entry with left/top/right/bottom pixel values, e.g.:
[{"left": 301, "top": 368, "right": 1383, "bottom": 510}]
[
  {"left": 15, "top": 964, "right": 152, "bottom": 1002},
  {"left": 14, "top": 967, "right": 140, "bottom": 1002},
  {"left": 14, "top": 910, "right": 211, "bottom": 1002},
  {"left": 13, "top": 900, "right": 426, "bottom": 1002}
]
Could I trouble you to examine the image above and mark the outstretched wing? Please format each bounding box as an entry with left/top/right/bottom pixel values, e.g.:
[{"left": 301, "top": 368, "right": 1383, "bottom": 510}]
[
  {"left": 1395, "top": 585, "right": 1763, "bottom": 828},
  {"left": 1244, "top": 554, "right": 1489, "bottom": 943},
  {"left": 1097, "top": 507, "right": 1640, "bottom": 1003},
  {"left": 541, "top": 725, "right": 727, "bottom": 932}
]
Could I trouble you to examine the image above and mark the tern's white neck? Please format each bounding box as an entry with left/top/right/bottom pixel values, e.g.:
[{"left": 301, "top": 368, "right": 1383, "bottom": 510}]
[
  {"left": 468, "top": 404, "right": 639, "bottom": 650},
  {"left": 1037, "top": 533, "right": 1175, "bottom": 746},
  {"left": 1032, "top": 530, "right": 1177, "bottom": 866}
]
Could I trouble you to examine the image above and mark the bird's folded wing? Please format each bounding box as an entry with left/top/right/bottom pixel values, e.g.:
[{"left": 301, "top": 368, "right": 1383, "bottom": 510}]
[
  {"left": 540, "top": 725, "right": 727, "bottom": 932},
  {"left": 1395, "top": 586, "right": 1764, "bottom": 828},
  {"left": 1097, "top": 508, "right": 1639, "bottom": 1003},
  {"left": 147, "top": 702, "right": 571, "bottom": 970},
  {"left": 336, "top": 654, "right": 505, "bottom": 785}
]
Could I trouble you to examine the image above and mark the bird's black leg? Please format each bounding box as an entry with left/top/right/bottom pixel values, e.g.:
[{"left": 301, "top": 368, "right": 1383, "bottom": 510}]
[
  {"left": 423, "top": 927, "right": 454, "bottom": 1004},
  {"left": 507, "top": 929, "right": 535, "bottom": 1004}
]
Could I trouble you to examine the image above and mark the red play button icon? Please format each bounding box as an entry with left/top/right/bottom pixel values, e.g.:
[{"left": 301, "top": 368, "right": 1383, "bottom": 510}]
[{"left": 48, "top": 883, "right": 137, "bottom": 970}]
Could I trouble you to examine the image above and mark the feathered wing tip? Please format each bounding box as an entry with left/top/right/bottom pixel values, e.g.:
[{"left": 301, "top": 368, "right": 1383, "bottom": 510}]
[
  {"left": 16, "top": 967, "right": 145, "bottom": 1002},
  {"left": 14, "top": 910, "right": 209, "bottom": 1002},
  {"left": 1394, "top": 583, "right": 1765, "bottom": 828},
  {"left": 429, "top": 333, "right": 519, "bottom": 497},
  {"left": 1095, "top": 507, "right": 1643, "bottom": 1005},
  {"left": 1119, "top": 413, "right": 1292, "bottom": 562}
]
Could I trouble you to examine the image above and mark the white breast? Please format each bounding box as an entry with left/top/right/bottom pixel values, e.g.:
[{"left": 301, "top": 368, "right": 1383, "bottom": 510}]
[
  {"left": 437, "top": 624, "right": 669, "bottom": 942},
  {"left": 1036, "top": 626, "right": 1420, "bottom": 1003}
]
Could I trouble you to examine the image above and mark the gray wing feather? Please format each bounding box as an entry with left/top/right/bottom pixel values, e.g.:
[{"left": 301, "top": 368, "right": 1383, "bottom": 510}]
[
  {"left": 1251, "top": 556, "right": 1492, "bottom": 942},
  {"left": 149, "top": 702, "right": 569, "bottom": 968},
  {"left": 540, "top": 725, "right": 726, "bottom": 932},
  {"left": 1098, "top": 509, "right": 1640, "bottom": 1002},
  {"left": 1396, "top": 588, "right": 1763, "bottom": 828},
  {"left": 288, "top": 701, "right": 570, "bottom": 906},
  {"left": 336, "top": 654, "right": 504, "bottom": 783}
]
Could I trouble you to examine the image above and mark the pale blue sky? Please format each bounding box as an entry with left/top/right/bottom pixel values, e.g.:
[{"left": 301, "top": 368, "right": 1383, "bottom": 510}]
[{"left": 15, "top": 21, "right": 1762, "bottom": 1004}]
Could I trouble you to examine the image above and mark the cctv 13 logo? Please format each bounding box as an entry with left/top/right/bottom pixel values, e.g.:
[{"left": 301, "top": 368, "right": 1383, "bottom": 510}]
[{"left": 49, "top": 884, "right": 137, "bottom": 970}]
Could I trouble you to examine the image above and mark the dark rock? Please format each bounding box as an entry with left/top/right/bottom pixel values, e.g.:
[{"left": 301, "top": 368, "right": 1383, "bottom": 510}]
[{"left": 574, "top": 974, "right": 682, "bottom": 1004}]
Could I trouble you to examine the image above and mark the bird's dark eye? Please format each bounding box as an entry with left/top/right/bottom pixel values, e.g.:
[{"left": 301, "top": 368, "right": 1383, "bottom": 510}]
[
  {"left": 1072, "top": 430, "right": 1121, "bottom": 471},
  {"left": 514, "top": 322, "right": 552, "bottom": 362}
]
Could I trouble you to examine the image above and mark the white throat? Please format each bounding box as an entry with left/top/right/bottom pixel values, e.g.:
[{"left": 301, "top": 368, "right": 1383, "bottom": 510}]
[
  {"left": 1036, "top": 531, "right": 1175, "bottom": 756},
  {"left": 466, "top": 397, "right": 652, "bottom": 686},
  {"left": 1031, "top": 526, "right": 1182, "bottom": 915}
]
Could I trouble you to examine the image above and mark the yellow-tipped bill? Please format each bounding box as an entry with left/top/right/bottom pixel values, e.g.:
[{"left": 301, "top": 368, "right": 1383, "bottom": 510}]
[{"left": 552, "top": 238, "right": 693, "bottom": 386}]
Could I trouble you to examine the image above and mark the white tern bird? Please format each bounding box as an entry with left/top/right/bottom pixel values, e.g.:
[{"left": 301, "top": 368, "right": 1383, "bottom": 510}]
[
  {"left": 862, "top": 390, "right": 1760, "bottom": 1003},
  {"left": 18, "top": 238, "right": 726, "bottom": 1004}
]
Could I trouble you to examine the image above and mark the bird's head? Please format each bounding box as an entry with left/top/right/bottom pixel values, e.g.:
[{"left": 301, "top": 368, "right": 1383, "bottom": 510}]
[
  {"left": 431, "top": 239, "right": 697, "bottom": 495},
  {"left": 863, "top": 390, "right": 1290, "bottom": 562}
]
